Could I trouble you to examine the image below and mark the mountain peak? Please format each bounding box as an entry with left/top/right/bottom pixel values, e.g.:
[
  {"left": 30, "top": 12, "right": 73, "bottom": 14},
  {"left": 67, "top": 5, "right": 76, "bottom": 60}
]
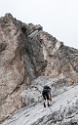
[{"left": 0, "top": 14, "right": 78, "bottom": 124}]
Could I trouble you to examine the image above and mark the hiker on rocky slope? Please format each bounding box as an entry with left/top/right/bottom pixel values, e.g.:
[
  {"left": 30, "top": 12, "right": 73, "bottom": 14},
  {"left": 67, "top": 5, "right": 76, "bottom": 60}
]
[{"left": 42, "top": 85, "right": 52, "bottom": 107}]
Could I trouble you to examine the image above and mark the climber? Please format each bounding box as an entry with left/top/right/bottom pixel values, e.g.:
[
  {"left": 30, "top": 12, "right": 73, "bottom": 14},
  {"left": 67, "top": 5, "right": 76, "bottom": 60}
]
[{"left": 42, "top": 85, "right": 52, "bottom": 107}]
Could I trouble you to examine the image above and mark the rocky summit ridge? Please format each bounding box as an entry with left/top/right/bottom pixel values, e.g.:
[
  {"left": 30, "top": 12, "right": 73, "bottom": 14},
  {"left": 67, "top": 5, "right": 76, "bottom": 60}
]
[{"left": 0, "top": 13, "right": 78, "bottom": 125}]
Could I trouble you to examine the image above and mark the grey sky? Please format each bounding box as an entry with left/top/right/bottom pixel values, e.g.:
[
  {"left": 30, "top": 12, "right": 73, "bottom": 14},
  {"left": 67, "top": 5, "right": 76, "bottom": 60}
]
[{"left": 0, "top": 0, "right": 78, "bottom": 49}]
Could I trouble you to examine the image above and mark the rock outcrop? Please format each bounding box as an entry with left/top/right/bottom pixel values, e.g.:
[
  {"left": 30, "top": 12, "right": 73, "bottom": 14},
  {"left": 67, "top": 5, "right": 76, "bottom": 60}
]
[
  {"left": 0, "top": 13, "right": 78, "bottom": 124},
  {"left": 0, "top": 13, "right": 46, "bottom": 122},
  {"left": 37, "top": 31, "right": 78, "bottom": 82}
]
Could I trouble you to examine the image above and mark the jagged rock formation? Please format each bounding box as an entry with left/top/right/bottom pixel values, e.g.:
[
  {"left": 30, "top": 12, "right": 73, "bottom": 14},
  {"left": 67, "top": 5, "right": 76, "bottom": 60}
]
[
  {"left": 0, "top": 13, "right": 46, "bottom": 122},
  {"left": 0, "top": 13, "right": 78, "bottom": 124},
  {"left": 37, "top": 31, "right": 78, "bottom": 81}
]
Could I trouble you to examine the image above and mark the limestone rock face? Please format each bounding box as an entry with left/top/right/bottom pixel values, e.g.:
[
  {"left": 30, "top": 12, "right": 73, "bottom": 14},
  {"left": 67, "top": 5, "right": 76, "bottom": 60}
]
[
  {"left": 0, "top": 14, "right": 26, "bottom": 122},
  {"left": 1, "top": 76, "right": 78, "bottom": 125},
  {"left": 0, "top": 13, "right": 78, "bottom": 123},
  {"left": 37, "top": 31, "right": 78, "bottom": 82},
  {"left": 0, "top": 14, "right": 46, "bottom": 122}
]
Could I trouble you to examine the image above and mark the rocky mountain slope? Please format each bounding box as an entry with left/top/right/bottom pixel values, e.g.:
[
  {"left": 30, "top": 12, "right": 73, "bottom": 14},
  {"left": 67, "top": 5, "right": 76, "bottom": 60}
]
[
  {"left": 0, "top": 13, "right": 78, "bottom": 124},
  {"left": 1, "top": 76, "right": 78, "bottom": 125}
]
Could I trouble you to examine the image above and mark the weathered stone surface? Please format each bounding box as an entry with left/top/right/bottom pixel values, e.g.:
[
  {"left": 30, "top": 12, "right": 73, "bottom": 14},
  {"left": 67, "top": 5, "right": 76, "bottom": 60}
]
[
  {"left": 0, "top": 14, "right": 45, "bottom": 122},
  {"left": 1, "top": 76, "right": 78, "bottom": 125},
  {"left": 0, "top": 13, "right": 25, "bottom": 122},
  {"left": 37, "top": 31, "right": 78, "bottom": 82},
  {"left": 0, "top": 13, "right": 78, "bottom": 124}
]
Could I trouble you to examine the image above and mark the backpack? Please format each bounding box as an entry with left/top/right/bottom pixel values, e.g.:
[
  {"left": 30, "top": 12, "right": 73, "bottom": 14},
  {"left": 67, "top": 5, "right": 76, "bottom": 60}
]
[{"left": 43, "top": 85, "right": 51, "bottom": 90}]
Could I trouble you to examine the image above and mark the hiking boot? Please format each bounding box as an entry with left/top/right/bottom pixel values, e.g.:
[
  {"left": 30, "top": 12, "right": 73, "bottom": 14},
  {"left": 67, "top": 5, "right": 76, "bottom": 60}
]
[
  {"left": 48, "top": 103, "right": 50, "bottom": 107},
  {"left": 44, "top": 103, "right": 46, "bottom": 108}
]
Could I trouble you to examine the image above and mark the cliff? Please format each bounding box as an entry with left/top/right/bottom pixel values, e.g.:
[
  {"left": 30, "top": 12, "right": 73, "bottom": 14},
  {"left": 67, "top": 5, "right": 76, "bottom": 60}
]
[{"left": 0, "top": 13, "right": 78, "bottom": 124}]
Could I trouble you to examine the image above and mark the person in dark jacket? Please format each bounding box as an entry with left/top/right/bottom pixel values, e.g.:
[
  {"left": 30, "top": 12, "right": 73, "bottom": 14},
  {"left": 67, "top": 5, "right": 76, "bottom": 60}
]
[{"left": 42, "top": 85, "right": 52, "bottom": 107}]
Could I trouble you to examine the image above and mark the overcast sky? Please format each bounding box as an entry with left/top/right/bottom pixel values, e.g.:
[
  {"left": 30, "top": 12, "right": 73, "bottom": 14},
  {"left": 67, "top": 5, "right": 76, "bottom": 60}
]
[{"left": 0, "top": 0, "right": 78, "bottom": 49}]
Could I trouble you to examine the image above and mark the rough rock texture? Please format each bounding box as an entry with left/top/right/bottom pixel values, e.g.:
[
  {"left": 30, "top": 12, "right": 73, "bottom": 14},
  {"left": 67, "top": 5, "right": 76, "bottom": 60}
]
[
  {"left": 1, "top": 76, "right": 78, "bottom": 125},
  {"left": 0, "top": 14, "right": 46, "bottom": 122},
  {"left": 0, "top": 13, "right": 78, "bottom": 123},
  {"left": 37, "top": 31, "right": 78, "bottom": 82}
]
